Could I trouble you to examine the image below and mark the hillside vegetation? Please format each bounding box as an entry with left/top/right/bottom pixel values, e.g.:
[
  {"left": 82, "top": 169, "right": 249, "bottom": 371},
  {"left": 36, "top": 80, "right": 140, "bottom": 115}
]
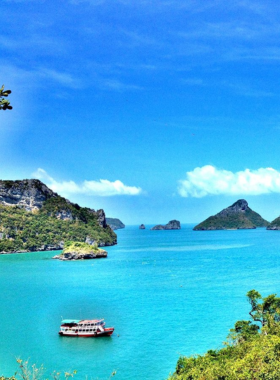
[
  {"left": 169, "top": 290, "right": 280, "bottom": 380},
  {"left": 194, "top": 199, "right": 269, "bottom": 230},
  {"left": 0, "top": 196, "right": 116, "bottom": 253}
]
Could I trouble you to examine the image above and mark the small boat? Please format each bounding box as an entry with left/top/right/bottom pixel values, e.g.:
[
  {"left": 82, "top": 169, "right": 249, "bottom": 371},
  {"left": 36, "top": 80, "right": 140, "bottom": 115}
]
[{"left": 58, "top": 319, "right": 114, "bottom": 337}]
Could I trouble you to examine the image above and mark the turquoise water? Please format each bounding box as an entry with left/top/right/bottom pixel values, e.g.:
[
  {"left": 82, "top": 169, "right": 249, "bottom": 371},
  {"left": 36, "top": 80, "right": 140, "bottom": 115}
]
[{"left": 1, "top": 225, "right": 280, "bottom": 379}]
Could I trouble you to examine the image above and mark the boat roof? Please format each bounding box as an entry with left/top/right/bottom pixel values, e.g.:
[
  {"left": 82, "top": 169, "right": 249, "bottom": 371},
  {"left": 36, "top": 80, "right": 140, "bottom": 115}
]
[
  {"left": 61, "top": 319, "right": 81, "bottom": 324},
  {"left": 78, "top": 319, "right": 104, "bottom": 324},
  {"left": 60, "top": 319, "right": 104, "bottom": 324}
]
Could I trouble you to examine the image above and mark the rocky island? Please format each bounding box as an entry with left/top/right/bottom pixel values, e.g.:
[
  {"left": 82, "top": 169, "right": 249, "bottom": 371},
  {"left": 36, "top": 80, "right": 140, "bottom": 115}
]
[
  {"left": 106, "top": 217, "right": 125, "bottom": 230},
  {"left": 139, "top": 224, "right": 145, "bottom": 229},
  {"left": 53, "top": 241, "right": 107, "bottom": 260},
  {"left": 151, "top": 220, "right": 181, "bottom": 230},
  {"left": 194, "top": 199, "right": 269, "bottom": 230},
  {"left": 0, "top": 179, "right": 117, "bottom": 253}
]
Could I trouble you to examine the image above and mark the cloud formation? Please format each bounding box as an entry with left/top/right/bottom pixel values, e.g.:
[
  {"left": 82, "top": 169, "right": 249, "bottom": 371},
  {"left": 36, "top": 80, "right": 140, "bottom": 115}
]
[
  {"left": 178, "top": 165, "right": 280, "bottom": 197},
  {"left": 33, "top": 168, "right": 142, "bottom": 197}
]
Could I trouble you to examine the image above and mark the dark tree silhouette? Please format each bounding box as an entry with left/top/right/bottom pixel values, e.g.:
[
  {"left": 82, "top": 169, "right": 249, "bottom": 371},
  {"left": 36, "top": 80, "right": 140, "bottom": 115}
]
[{"left": 0, "top": 85, "right": 12, "bottom": 110}]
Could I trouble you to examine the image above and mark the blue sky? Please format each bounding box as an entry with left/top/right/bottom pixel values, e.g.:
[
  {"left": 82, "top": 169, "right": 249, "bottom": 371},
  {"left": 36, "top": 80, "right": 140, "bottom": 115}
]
[{"left": 2, "top": 0, "right": 280, "bottom": 224}]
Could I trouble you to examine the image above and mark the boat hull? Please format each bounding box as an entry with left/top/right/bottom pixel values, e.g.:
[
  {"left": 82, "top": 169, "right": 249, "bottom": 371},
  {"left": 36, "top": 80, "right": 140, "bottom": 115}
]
[{"left": 59, "top": 328, "right": 114, "bottom": 337}]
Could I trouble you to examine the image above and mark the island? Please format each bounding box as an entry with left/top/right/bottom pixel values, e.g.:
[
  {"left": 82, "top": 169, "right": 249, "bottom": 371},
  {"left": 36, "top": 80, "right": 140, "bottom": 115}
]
[
  {"left": 139, "top": 224, "right": 145, "bottom": 229},
  {"left": 151, "top": 220, "right": 181, "bottom": 230},
  {"left": 267, "top": 215, "right": 280, "bottom": 230},
  {"left": 106, "top": 217, "right": 125, "bottom": 230},
  {"left": 0, "top": 179, "right": 117, "bottom": 253},
  {"left": 53, "top": 241, "right": 107, "bottom": 260},
  {"left": 193, "top": 199, "right": 269, "bottom": 230}
]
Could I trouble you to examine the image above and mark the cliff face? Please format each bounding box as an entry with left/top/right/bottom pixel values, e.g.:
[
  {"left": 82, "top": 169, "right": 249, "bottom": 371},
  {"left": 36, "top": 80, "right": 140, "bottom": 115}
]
[
  {"left": 0, "top": 179, "right": 56, "bottom": 211},
  {"left": 194, "top": 199, "right": 269, "bottom": 230},
  {"left": 0, "top": 179, "right": 117, "bottom": 253},
  {"left": 0, "top": 179, "right": 107, "bottom": 228}
]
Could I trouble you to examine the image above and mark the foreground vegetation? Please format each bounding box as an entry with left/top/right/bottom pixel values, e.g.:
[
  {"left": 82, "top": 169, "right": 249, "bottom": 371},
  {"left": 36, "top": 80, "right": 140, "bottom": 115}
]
[
  {"left": 0, "top": 197, "right": 116, "bottom": 253},
  {"left": 0, "top": 358, "right": 116, "bottom": 380},
  {"left": 169, "top": 290, "right": 280, "bottom": 379}
]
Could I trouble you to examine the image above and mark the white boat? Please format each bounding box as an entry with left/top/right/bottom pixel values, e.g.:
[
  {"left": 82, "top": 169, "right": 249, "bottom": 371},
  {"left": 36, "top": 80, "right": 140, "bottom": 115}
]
[{"left": 58, "top": 319, "right": 114, "bottom": 337}]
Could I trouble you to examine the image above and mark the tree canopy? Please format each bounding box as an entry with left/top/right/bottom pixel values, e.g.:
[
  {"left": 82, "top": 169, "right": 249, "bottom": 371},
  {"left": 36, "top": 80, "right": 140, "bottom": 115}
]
[
  {"left": 169, "top": 290, "right": 280, "bottom": 380},
  {"left": 0, "top": 85, "right": 12, "bottom": 110}
]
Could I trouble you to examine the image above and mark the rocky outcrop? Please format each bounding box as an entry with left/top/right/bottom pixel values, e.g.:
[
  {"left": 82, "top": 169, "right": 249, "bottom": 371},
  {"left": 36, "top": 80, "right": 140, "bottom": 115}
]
[
  {"left": 165, "top": 220, "right": 181, "bottom": 229},
  {"left": 53, "top": 241, "right": 107, "bottom": 260},
  {"left": 106, "top": 217, "right": 125, "bottom": 230},
  {"left": 53, "top": 249, "right": 107, "bottom": 261},
  {"left": 151, "top": 220, "right": 181, "bottom": 230},
  {"left": 139, "top": 224, "right": 145, "bottom": 229},
  {"left": 0, "top": 179, "right": 57, "bottom": 211},
  {"left": 194, "top": 199, "right": 269, "bottom": 230}
]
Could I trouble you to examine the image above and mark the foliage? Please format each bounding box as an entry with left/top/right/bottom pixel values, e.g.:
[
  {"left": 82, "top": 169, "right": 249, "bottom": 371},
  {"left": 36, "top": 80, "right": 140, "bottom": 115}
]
[
  {"left": 1, "top": 358, "right": 116, "bottom": 380},
  {"left": 63, "top": 240, "right": 100, "bottom": 254},
  {"left": 169, "top": 290, "right": 280, "bottom": 380},
  {"left": 0, "top": 85, "right": 12, "bottom": 110},
  {"left": 0, "top": 198, "right": 116, "bottom": 253}
]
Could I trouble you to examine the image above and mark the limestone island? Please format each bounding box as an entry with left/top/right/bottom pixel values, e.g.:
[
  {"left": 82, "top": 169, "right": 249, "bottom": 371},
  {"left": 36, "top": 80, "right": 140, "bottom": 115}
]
[
  {"left": 0, "top": 179, "right": 117, "bottom": 254},
  {"left": 139, "top": 224, "right": 145, "bottom": 229},
  {"left": 151, "top": 220, "right": 181, "bottom": 230},
  {"left": 106, "top": 217, "right": 125, "bottom": 230},
  {"left": 193, "top": 199, "right": 269, "bottom": 230},
  {"left": 53, "top": 241, "right": 107, "bottom": 261}
]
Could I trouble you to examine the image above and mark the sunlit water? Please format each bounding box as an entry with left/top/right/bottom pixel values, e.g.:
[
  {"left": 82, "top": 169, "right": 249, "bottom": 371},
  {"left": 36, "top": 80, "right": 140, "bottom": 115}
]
[{"left": 1, "top": 225, "right": 280, "bottom": 379}]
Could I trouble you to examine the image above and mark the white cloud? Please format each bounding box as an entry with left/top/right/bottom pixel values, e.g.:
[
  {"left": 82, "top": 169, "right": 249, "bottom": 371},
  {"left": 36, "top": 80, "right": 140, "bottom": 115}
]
[
  {"left": 178, "top": 165, "right": 280, "bottom": 197},
  {"left": 33, "top": 168, "right": 142, "bottom": 197}
]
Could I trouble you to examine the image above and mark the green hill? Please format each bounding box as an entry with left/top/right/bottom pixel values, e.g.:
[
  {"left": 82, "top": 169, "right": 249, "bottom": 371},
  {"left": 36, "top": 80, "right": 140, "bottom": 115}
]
[
  {"left": 194, "top": 199, "right": 269, "bottom": 230},
  {"left": 106, "top": 217, "right": 125, "bottom": 230},
  {"left": 0, "top": 180, "right": 117, "bottom": 253}
]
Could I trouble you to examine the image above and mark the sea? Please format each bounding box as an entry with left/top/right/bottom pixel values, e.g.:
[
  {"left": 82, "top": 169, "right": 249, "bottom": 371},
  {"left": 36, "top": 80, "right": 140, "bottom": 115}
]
[{"left": 1, "top": 225, "right": 280, "bottom": 380}]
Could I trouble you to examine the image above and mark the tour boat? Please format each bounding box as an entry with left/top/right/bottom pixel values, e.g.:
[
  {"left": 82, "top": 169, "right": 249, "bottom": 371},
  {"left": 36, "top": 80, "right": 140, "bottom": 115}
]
[{"left": 58, "top": 319, "right": 114, "bottom": 337}]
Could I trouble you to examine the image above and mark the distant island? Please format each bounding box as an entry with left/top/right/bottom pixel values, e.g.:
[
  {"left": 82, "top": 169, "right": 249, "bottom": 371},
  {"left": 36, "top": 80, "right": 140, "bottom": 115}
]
[
  {"left": 151, "top": 220, "right": 181, "bottom": 230},
  {"left": 139, "top": 224, "right": 145, "bottom": 229},
  {"left": 193, "top": 199, "right": 269, "bottom": 230},
  {"left": 106, "top": 218, "right": 125, "bottom": 230},
  {"left": 267, "top": 216, "right": 280, "bottom": 230},
  {"left": 53, "top": 241, "right": 107, "bottom": 261},
  {"left": 0, "top": 179, "right": 117, "bottom": 254}
]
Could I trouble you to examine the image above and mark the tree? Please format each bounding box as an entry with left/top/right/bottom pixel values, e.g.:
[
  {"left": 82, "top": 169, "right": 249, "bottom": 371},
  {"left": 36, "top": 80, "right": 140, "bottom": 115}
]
[
  {"left": 247, "top": 289, "right": 280, "bottom": 327},
  {"left": 0, "top": 85, "right": 12, "bottom": 110}
]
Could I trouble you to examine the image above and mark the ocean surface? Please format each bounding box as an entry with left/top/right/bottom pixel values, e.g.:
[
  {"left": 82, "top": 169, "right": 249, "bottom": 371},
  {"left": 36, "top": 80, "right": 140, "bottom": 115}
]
[{"left": 1, "top": 225, "right": 280, "bottom": 379}]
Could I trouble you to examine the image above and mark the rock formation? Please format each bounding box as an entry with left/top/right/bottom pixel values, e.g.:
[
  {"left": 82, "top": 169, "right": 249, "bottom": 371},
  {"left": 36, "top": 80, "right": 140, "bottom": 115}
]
[
  {"left": 151, "top": 220, "right": 181, "bottom": 230},
  {"left": 194, "top": 199, "right": 269, "bottom": 230},
  {"left": 139, "top": 224, "right": 145, "bottom": 229},
  {"left": 0, "top": 179, "right": 56, "bottom": 211}
]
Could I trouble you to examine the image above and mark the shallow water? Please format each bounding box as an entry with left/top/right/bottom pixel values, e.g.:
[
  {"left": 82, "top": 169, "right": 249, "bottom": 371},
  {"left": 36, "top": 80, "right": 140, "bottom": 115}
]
[{"left": 1, "top": 225, "right": 280, "bottom": 379}]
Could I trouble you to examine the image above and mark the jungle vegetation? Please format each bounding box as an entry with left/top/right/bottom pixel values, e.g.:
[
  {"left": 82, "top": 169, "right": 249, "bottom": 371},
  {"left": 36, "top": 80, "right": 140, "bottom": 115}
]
[{"left": 0, "top": 197, "right": 116, "bottom": 253}]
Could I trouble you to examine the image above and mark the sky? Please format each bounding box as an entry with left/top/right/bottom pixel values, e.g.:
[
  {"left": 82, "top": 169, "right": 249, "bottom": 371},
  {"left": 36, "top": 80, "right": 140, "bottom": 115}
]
[{"left": 2, "top": 0, "right": 280, "bottom": 224}]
